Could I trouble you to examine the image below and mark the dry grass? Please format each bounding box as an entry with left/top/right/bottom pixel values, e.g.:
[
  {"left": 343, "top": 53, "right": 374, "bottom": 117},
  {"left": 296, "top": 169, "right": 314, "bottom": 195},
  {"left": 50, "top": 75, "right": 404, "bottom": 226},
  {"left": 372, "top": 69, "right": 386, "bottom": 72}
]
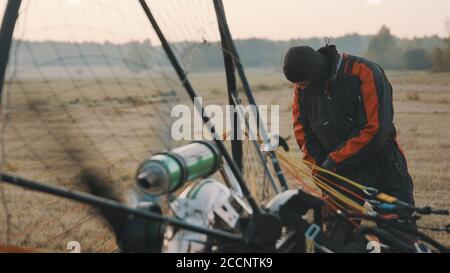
[{"left": 0, "top": 70, "right": 449, "bottom": 252}]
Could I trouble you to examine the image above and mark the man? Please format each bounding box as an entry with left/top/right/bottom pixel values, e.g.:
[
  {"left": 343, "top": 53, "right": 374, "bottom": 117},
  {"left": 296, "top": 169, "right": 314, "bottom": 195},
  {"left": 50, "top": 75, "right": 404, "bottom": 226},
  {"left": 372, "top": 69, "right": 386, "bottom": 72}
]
[{"left": 283, "top": 44, "right": 415, "bottom": 207}]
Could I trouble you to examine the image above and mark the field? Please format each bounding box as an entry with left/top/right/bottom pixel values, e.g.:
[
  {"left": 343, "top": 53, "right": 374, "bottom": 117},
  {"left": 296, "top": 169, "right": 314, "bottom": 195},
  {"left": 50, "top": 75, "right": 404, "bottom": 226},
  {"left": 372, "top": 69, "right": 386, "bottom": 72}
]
[{"left": 0, "top": 70, "right": 449, "bottom": 252}]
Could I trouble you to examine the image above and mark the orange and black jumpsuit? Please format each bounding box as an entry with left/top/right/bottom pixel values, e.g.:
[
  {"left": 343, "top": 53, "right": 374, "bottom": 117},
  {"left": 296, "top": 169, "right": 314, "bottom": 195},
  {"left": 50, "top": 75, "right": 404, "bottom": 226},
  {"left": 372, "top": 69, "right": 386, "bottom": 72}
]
[{"left": 292, "top": 53, "right": 415, "bottom": 205}]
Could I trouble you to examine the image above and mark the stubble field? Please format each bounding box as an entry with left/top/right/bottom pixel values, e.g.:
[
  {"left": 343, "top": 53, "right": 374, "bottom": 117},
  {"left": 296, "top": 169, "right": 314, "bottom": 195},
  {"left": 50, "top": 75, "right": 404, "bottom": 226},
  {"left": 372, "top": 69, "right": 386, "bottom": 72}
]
[{"left": 0, "top": 70, "right": 449, "bottom": 252}]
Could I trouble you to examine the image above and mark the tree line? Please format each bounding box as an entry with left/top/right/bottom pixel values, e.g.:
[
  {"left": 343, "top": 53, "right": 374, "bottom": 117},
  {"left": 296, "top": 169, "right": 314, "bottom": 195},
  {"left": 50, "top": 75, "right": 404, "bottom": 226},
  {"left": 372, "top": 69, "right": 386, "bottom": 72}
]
[{"left": 9, "top": 26, "right": 450, "bottom": 74}]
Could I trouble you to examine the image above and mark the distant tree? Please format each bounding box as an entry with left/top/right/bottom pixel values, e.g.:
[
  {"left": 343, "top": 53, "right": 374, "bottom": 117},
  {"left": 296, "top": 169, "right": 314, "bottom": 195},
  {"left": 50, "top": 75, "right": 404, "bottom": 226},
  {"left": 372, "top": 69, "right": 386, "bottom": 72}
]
[
  {"left": 366, "top": 25, "right": 404, "bottom": 69},
  {"left": 124, "top": 40, "right": 153, "bottom": 73},
  {"left": 431, "top": 19, "right": 450, "bottom": 72},
  {"left": 403, "top": 49, "right": 431, "bottom": 70},
  {"left": 334, "top": 33, "right": 370, "bottom": 56},
  {"left": 400, "top": 35, "right": 444, "bottom": 52},
  {"left": 431, "top": 42, "right": 450, "bottom": 72}
]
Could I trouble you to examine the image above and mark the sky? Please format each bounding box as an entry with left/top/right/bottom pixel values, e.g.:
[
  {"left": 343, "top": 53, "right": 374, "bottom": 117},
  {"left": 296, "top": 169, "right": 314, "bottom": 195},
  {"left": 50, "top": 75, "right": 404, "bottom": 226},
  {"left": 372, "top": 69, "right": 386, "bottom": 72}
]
[
  {"left": 224, "top": 0, "right": 450, "bottom": 40},
  {"left": 2, "top": 0, "right": 449, "bottom": 43}
]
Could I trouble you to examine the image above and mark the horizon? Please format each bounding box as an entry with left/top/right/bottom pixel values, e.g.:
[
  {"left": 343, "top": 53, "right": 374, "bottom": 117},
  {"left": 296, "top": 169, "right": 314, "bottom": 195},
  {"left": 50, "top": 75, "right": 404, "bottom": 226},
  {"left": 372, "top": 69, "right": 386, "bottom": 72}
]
[{"left": 10, "top": 31, "right": 447, "bottom": 45}]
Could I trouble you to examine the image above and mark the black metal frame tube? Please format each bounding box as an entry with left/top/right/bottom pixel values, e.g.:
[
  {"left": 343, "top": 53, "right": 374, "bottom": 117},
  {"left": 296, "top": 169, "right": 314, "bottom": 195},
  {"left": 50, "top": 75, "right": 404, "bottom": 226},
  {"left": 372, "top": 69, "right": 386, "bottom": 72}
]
[
  {"left": 230, "top": 92, "right": 280, "bottom": 194},
  {"left": 0, "top": 172, "right": 246, "bottom": 244},
  {"left": 324, "top": 213, "right": 449, "bottom": 253},
  {"left": 218, "top": 19, "right": 243, "bottom": 172},
  {"left": 214, "top": 1, "right": 280, "bottom": 194},
  {"left": 0, "top": 0, "right": 22, "bottom": 101},
  {"left": 212, "top": 0, "right": 289, "bottom": 191},
  {"left": 137, "top": 0, "right": 260, "bottom": 214}
]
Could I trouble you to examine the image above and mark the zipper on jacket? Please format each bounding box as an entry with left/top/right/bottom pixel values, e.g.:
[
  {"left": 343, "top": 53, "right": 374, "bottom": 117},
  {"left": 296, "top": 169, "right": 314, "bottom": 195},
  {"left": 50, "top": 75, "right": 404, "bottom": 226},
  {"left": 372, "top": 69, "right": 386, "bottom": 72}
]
[{"left": 324, "top": 82, "right": 332, "bottom": 100}]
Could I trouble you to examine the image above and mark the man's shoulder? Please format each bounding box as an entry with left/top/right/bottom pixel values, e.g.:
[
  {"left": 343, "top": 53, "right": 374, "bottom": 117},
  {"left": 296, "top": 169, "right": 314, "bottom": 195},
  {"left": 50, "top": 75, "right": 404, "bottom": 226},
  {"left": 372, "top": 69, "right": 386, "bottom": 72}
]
[
  {"left": 344, "top": 54, "right": 382, "bottom": 70},
  {"left": 342, "top": 53, "right": 385, "bottom": 76}
]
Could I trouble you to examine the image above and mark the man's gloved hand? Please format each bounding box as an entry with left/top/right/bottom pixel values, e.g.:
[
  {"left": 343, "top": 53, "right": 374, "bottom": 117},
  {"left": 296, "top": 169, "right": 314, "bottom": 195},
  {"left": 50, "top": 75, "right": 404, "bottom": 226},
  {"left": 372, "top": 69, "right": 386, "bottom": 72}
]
[{"left": 321, "top": 156, "right": 338, "bottom": 172}]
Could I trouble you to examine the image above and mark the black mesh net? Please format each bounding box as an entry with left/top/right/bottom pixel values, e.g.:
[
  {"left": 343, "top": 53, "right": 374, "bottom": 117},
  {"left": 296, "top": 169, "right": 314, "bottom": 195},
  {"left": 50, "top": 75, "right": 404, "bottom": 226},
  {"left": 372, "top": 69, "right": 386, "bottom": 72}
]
[{"left": 0, "top": 0, "right": 273, "bottom": 252}]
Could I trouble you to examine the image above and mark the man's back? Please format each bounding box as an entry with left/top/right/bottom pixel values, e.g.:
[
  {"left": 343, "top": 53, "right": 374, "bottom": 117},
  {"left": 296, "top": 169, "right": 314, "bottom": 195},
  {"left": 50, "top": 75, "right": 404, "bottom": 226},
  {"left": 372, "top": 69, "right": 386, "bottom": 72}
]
[{"left": 293, "top": 52, "right": 397, "bottom": 169}]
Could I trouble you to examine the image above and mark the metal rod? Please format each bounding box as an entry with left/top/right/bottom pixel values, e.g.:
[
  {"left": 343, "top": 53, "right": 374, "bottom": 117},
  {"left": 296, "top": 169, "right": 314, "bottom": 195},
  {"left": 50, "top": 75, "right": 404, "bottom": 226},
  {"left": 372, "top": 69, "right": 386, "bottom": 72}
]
[
  {"left": 0, "top": 0, "right": 22, "bottom": 101},
  {"left": 214, "top": 0, "right": 280, "bottom": 194},
  {"left": 212, "top": 0, "right": 289, "bottom": 191},
  {"left": 137, "top": 0, "right": 260, "bottom": 214},
  {"left": 230, "top": 93, "right": 280, "bottom": 194},
  {"left": 218, "top": 18, "right": 243, "bottom": 173},
  {"left": 0, "top": 172, "right": 246, "bottom": 244}
]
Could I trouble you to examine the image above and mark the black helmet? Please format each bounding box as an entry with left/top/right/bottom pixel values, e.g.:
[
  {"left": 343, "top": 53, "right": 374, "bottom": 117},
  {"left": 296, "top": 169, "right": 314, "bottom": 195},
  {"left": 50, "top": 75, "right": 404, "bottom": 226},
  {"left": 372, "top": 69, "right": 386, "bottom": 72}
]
[{"left": 283, "top": 46, "right": 331, "bottom": 88}]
